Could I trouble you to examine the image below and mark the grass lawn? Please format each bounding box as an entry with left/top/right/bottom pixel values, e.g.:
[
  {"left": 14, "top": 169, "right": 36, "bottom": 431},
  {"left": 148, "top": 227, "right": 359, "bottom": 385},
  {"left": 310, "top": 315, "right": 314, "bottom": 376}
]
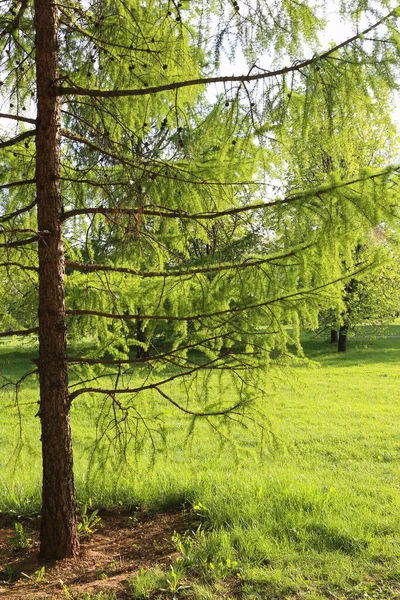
[{"left": 0, "top": 325, "right": 399, "bottom": 599}]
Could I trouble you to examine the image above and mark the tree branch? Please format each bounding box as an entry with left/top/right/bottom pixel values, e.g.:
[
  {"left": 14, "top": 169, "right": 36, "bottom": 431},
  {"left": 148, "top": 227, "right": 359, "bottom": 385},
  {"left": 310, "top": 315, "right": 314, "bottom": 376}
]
[
  {"left": 0, "top": 327, "right": 39, "bottom": 338},
  {"left": 0, "top": 198, "right": 37, "bottom": 223},
  {"left": 68, "top": 355, "right": 242, "bottom": 414},
  {"left": 54, "top": 11, "right": 397, "bottom": 98},
  {"left": 0, "top": 262, "right": 38, "bottom": 272},
  {"left": 67, "top": 331, "right": 237, "bottom": 365},
  {"left": 0, "top": 236, "right": 39, "bottom": 248},
  {"left": 0, "top": 113, "right": 37, "bottom": 125},
  {"left": 57, "top": 5, "right": 161, "bottom": 54},
  {"left": 0, "top": 130, "right": 36, "bottom": 149},
  {"left": 65, "top": 244, "right": 311, "bottom": 279},
  {"left": 154, "top": 386, "right": 242, "bottom": 417},
  {"left": 0, "top": 179, "right": 36, "bottom": 192},
  {"left": 61, "top": 166, "right": 396, "bottom": 223},
  {"left": 60, "top": 129, "right": 257, "bottom": 187},
  {"left": 66, "top": 263, "right": 376, "bottom": 323},
  {"left": 0, "top": 0, "right": 30, "bottom": 37},
  {"left": 0, "top": 228, "right": 41, "bottom": 235}
]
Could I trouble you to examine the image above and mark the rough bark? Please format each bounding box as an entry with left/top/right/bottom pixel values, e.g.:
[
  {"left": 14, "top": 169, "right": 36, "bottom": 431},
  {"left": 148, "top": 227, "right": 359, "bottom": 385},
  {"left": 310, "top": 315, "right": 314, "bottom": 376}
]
[{"left": 35, "top": 0, "right": 79, "bottom": 559}]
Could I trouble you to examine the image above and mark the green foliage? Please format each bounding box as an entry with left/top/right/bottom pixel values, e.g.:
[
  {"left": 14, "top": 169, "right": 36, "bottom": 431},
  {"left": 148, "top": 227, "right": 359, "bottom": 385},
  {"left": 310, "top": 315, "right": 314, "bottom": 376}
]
[
  {"left": 0, "top": 564, "right": 19, "bottom": 584},
  {"left": 160, "top": 563, "right": 191, "bottom": 594},
  {"left": 319, "top": 234, "right": 400, "bottom": 337},
  {"left": 10, "top": 521, "right": 31, "bottom": 550},
  {"left": 129, "top": 566, "right": 167, "bottom": 599},
  {"left": 77, "top": 503, "right": 102, "bottom": 536},
  {"left": 1, "top": 1, "right": 400, "bottom": 370},
  {"left": 61, "top": 589, "right": 117, "bottom": 600},
  {"left": 21, "top": 565, "right": 48, "bottom": 583}
]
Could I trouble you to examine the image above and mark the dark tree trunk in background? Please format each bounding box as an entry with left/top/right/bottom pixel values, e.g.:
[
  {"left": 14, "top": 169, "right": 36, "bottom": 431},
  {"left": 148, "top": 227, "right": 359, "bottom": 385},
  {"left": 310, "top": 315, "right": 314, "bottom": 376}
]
[
  {"left": 338, "top": 277, "right": 357, "bottom": 353},
  {"left": 330, "top": 329, "right": 338, "bottom": 344},
  {"left": 338, "top": 325, "right": 348, "bottom": 353},
  {"left": 35, "top": 0, "right": 79, "bottom": 559}
]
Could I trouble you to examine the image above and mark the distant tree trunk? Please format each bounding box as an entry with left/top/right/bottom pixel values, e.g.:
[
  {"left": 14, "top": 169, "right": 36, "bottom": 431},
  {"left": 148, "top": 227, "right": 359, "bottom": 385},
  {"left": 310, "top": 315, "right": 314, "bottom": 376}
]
[
  {"left": 330, "top": 329, "right": 338, "bottom": 344},
  {"left": 35, "top": 0, "right": 79, "bottom": 559},
  {"left": 338, "top": 325, "right": 348, "bottom": 353}
]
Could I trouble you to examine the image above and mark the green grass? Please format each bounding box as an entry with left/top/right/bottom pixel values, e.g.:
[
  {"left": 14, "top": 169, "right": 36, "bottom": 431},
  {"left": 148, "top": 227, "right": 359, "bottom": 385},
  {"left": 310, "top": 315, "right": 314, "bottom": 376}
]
[{"left": 1, "top": 327, "right": 400, "bottom": 598}]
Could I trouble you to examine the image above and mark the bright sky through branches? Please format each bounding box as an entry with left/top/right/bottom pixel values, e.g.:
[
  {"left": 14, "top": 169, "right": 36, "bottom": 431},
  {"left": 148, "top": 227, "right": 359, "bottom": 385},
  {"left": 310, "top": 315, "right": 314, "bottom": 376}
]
[{"left": 217, "top": 3, "right": 400, "bottom": 129}]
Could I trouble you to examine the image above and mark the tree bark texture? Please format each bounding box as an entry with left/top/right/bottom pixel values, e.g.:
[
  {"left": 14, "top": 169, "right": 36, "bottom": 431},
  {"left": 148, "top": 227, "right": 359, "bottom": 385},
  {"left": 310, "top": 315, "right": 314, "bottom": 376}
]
[{"left": 35, "top": 0, "right": 79, "bottom": 559}]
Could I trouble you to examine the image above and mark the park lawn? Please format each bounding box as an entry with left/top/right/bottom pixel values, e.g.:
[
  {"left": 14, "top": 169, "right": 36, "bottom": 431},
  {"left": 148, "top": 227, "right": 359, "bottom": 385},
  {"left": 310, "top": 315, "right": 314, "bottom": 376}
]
[{"left": 0, "top": 327, "right": 399, "bottom": 599}]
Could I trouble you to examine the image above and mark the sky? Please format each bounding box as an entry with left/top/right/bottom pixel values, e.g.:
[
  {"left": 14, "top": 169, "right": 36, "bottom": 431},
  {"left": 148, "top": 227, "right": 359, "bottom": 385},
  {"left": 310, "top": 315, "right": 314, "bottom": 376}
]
[{"left": 216, "top": 4, "right": 400, "bottom": 127}]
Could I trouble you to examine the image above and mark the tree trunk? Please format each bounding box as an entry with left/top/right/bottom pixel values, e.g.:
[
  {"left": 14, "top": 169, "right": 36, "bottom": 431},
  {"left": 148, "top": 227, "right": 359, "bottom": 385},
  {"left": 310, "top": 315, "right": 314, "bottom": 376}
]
[
  {"left": 330, "top": 329, "right": 338, "bottom": 344},
  {"left": 35, "top": 0, "right": 79, "bottom": 559},
  {"left": 337, "top": 325, "right": 348, "bottom": 353}
]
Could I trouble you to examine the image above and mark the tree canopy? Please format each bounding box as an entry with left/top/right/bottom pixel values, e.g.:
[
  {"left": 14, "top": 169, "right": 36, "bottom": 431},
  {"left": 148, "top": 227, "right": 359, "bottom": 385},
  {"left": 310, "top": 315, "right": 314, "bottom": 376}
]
[{"left": 1, "top": 0, "right": 400, "bottom": 559}]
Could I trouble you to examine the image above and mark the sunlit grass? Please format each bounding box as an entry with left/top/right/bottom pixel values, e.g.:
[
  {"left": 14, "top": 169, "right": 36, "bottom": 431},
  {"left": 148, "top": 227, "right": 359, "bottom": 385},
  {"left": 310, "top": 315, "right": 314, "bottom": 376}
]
[{"left": 0, "top": 327, "right": 399, "bottom": 598}]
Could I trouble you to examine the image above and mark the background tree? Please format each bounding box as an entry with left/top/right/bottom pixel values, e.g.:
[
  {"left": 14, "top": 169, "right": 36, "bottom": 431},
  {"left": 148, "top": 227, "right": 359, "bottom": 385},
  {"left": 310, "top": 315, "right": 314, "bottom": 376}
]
[
  {"left": 1, "top": 0, "right": 400, "bottom": 559},
  {"left": 277, "top": 65, "right": 400, "bottom": 350},
  {"left": 327, "top": 230, "right": 400, "bottom": 351}
]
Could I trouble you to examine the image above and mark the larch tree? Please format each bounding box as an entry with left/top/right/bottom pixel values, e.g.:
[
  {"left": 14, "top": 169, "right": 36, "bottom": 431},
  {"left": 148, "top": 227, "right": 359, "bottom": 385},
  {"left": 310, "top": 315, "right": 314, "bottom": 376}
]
[
  {"left": 1, "top": 0, "right": 400, "bottom": 559},
  {"left": 280, "top": 67, "right": 400, "bottom": 349},
  {"left": 329, "top": 232, "right": 400, "bottom": 352}
]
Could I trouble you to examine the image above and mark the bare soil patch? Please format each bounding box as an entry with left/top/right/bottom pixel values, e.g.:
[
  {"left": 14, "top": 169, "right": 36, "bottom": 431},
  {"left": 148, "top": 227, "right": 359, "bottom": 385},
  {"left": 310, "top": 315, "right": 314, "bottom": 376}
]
[{"left": 0, "top": 508, "right": 190, "bottom": 599}]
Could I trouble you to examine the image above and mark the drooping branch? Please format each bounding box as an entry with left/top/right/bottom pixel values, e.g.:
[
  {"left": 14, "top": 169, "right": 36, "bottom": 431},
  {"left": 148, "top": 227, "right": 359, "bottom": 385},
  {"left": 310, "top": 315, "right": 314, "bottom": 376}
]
[
  {"left": 0, "top": 179, "right": 36, "bottom": 192},
  {"left": 54, "top": 11, "right": 398, "bottom": 98},
  {"left": 0, "top": 198, "right": 37, "bottom": 223},
  {"left": 68, "top": 355, "right": 243, "bottom": 417},
  {"left": 67, "top": 331, "right": 237, "bottom": 365},
  {"left": 59, "top": 176, "right": 128, "bottom": 188},
  {"left": 0, "top": 236, "right": 39, "bottom": 248},
  {"left": 66, "top": 263, "right": 376, "bottom": 324},
  {"left": 61, "top": 202, "right": 264, "bottom": 222},
  {"left": 57, "top": 5, "right": 162, "bottom": 54},
  {"left": 65, "top": 243, "right": 312, "bottom": 279},
  {"left": 60, "top": 170, "right": 258, "bottom": 188},
  {"left": 67, "top": 335, "right": 270, "bottom": 371},
  {"left": 0, "top": 130, "right": 36, "bottom": 149},
  {"left": 60, "top": 129, "right": 258, "bottom": 186},
  {"left": 0, "top": 113, "right": 37, "bottom": 125},
  {"left": 0, "top": 0, "right": 30, "bottom": 37},
  {"left": 0, "top": 228, "right": 42, "bottom": 235},
  {"left": 0, "top": 262, "right": 38, "bottom": 272},
  {"left": 61, "top": 166, "right": 397, "bottom": 223},
  {"left": 154, "top": 386, "right": 242, "bottom": 417},
  {"left": 0, "top": 327, "right": 39, "bottom": 338}
]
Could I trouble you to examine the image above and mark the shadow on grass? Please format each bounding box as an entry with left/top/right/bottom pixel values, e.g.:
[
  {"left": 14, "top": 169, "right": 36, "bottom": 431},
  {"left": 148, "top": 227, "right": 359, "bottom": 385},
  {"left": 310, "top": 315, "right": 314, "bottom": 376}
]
[
  {"left": 305, "top": 523, "right": 369, "bottom": 554},
  {"left": 0, "top": 346, "right": 38, "bottom": 381},
  {"left": 2, "top": 325, "right": 400, "bottom": 381},
  {"left": 300, "top": 325, "right": 400, "bottom": 367}
]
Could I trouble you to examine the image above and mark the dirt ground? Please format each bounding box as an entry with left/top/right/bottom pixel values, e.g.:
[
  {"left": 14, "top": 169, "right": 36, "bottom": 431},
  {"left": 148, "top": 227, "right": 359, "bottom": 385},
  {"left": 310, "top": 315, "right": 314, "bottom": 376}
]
[{"left": 0, "top": 508, "right": 191, "bottom": 599}]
